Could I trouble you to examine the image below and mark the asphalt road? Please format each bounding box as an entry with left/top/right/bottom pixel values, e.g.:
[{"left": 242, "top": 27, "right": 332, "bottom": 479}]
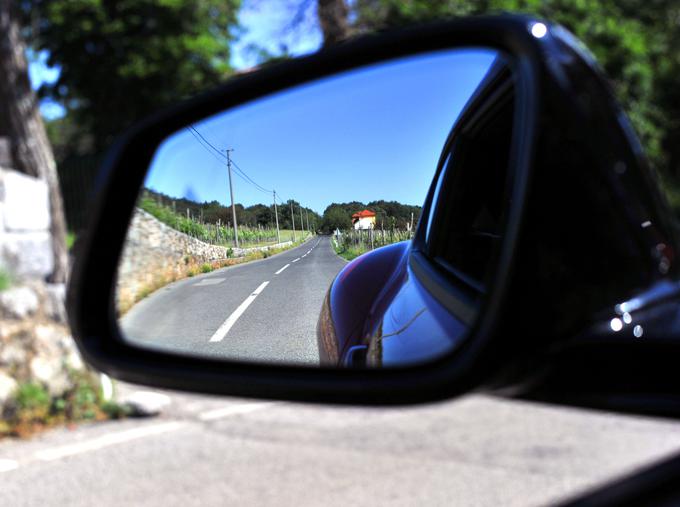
[
  {"left": 3, "top": 387, "right": 680, "bottom": 507},
  {"left": 120, "top": 236, "right": 346, "bottom": 365}
]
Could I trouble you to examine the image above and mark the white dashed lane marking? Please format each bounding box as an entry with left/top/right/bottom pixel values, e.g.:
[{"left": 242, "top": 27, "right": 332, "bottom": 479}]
[
  {"left": 292, "top": 258, "right": 300, "bottom": 263},
  {"left": 199, "top": 402, "right": 272, "bottom": 421},
  {"left": 209, "top": 281, "right": 270, "bottom": 342},
  {"left": 35, "top": 422, "right": 186, "bottom": 462},
  {"left": 0, "top": 402, "right": 275, "bottom": 472},
  {"left": 275, "top": 264, "right": 290, "bottom": 275}
]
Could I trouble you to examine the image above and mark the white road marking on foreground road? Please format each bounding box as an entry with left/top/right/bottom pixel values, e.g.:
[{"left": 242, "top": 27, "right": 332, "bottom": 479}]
[
  {"left": 275, "top": 264, "right": 289, "bottom": 275},
  {"left": 199, "top": 402, "right": 273, "bottom": 421},
  {"left": 35, "top": 422, "right": 186, "bottom": 462},
  {"left": 209, "top": 281, "right": 270, "bottom": 342},
  {"left": 0, "top": 459, "right": 19, "bottom": 473},
  {"left": 193, "top": 277, "right": 225, "bottom": 286},
  {"left": 292, "top": 258, "right": 300, "bottom": 263}
]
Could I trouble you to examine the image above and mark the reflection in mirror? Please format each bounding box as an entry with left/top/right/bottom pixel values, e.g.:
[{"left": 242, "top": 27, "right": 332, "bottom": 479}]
[{"left": 116, "top": 48, "right": 515, "bottom": 368}]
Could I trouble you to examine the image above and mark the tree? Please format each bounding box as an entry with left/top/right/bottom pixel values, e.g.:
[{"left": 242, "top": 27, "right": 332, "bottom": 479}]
[
  {"left": 0, "top": 0, "right": 68, "bottom": 283},
  {"left": 321, "top": 205, "right": 352, "bottom": 232},
  {"left": 22, "top": 0, "right": 241, "bottom": 155},
  {"left": 348, "top": 0, "right": 680, "bottom": 210},
  {"left": 317, "top": 0, "right": 351, "bottom": 46}
]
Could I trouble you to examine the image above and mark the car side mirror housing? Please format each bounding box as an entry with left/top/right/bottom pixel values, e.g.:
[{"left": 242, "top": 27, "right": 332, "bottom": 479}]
[{"left": 67, "top": 15, "right": 680, "bottom": 414}]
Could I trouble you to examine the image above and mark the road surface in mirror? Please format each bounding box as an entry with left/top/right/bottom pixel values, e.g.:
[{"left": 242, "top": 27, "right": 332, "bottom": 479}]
[
  {"left": 117, "top": 48, "right": 506, "bottom": 367},
  {"left": 121, "top": 236, "right": 344, "bottom": 363}
]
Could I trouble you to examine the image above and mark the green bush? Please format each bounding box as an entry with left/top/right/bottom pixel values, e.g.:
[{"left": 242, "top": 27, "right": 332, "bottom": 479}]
[
  {"left": 200, "top": 263, "right": 212, "bottom": 273},
  {"left": 100, "top": 400, "right": 131, "bottom": 419},
  {"left": 0, "top": 269, "right": 11, "bottom": 292},
  {"left": 15, "top": 382, "right": 50, "bottom": 412}
]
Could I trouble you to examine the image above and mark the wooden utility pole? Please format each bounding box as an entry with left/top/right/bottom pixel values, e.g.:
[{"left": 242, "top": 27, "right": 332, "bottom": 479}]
[
  {"left": 273, "top": 190, "right": 281, "bottom": 244},
  {"left": 0, "top": 0, "right": 68, "bottom": 283},
  {"left": 290, "top": 201, "right": 296, "bottom": 242},
  {"left": 299, "top": 204, "right": 304, "bottom": 235},
  {"left": 223, "top": 148, "right": 239, "bottom": 248}
]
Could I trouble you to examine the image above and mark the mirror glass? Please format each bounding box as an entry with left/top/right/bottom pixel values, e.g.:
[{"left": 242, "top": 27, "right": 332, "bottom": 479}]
[{"left": 116, "top": 48, "right": 516, "bottom": 368}]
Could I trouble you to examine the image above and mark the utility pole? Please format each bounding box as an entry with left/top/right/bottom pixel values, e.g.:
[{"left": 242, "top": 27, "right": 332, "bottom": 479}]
[
  {"left": 305, "top": 208, "right": 310, "bottom": 234},
  {"left": 299, "top": 204, "right": 304, "bottom": 236},
  {"left": 223, "top": 148, "right": 239, "bottom": 248},
  {"left": 290, "top": 201, "right": 296, "bottom": 242},
  {"left": 273, "top": 190, "right": 281, "bottom": 244}
]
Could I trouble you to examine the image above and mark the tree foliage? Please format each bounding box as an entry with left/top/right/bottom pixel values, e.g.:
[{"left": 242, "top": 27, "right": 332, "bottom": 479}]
[
  {"left": 351, "top": 0, "right": 680, "bottom": 204},
  {"left": 22, "top": 0, "right": 241, "bottom": 154},
  {"left": 320, "top": 200, "right": 421, "bottom": 233}
]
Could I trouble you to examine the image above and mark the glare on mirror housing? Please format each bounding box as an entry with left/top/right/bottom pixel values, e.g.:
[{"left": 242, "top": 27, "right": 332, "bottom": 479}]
[{"left": 115, "top": 48, "right": 516, "bottom": 369}]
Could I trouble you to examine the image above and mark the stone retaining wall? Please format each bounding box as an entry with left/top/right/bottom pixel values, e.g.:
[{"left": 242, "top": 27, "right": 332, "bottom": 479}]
[
  {"left": 0, "top": 167, "right": 53, "bottom": 279},
  {"left": 117, "top": 208, "right": 293, "bottom": 312},
  {"left": 0, "top": 165, "right": 86, "bottom": 410}
]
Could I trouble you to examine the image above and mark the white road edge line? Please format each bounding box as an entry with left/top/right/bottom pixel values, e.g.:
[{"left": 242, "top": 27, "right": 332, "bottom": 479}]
[
  {"left": 209, "top": 281, "right": 270, "bottom": 342},
  {"left": 292, "top": 258, "right": 300, "bottom": 263},
  {"left": 35, "top": 422, "right": 186, "bottom": 462},
  {"left": 199, "top": 402, "right": 273, "bottom": 421},
  {"left": 0, "top": 459, "right": 19, "bottom": 473},
  {"left": 275, "top": 264, "right": 290, "bottom": 275}
]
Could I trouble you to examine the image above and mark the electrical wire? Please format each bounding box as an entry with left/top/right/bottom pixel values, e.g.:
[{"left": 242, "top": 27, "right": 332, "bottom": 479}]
[{"left": 188, "top": 125, "right": 274, "bottom": 195}]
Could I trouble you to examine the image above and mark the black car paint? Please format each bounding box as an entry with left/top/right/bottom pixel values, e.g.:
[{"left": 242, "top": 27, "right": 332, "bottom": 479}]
[{"left": 317, "top": 21, "right": 680, "bottom": 416}]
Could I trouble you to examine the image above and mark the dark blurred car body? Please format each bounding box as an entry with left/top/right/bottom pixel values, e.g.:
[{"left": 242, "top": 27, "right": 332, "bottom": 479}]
[{"left": 318, "top": 32, "right": 680, "bottom": 384}]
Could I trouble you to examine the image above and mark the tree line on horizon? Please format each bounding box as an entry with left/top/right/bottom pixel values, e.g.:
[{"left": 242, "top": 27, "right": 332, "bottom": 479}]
[
  {"left": 320, "top": 200, "right": 422, "bottom": 233},
  {"left": 143, "top": 188, "right": 421, "bottom": 234}
]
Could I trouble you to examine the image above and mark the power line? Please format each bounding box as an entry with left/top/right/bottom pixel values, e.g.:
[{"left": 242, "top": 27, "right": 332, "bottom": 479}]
[
  {"left": 187, "top": 125, "right": 274, "bottom": 195},
  {"left": 187, "top": 126, "right": 226, "bottom": 161},
  {"left": 187, "top": 128, "right": 271, "bottom": 194},
  {"left": 230, "top": 159, "right": 272, "bottom": 194},
  {"left": 185, "top": 126, "right": 314, "bottom": 229},
  {"left": 186, "top": 127, "right": 230, "bottom": 167}
]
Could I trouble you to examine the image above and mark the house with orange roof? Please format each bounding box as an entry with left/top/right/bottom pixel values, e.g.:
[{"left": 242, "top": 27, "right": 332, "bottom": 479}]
[{"left": 352, "top": 209, "right": 376, "bottom": 230}]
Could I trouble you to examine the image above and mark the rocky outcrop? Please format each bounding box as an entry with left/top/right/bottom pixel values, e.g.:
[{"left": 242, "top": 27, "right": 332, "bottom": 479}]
[{"left": 0, "top": 281, "right": 80, "bottom": 407}]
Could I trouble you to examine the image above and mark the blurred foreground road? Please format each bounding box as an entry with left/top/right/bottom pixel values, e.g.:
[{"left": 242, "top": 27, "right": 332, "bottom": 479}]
[{"left": 2, "top": 388, "right": 680, "bottom": 506}]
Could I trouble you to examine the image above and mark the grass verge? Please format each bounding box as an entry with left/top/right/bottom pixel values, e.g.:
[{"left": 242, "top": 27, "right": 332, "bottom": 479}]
[{"left": 332, "top": 238, "right": 367, "bottom": 262}]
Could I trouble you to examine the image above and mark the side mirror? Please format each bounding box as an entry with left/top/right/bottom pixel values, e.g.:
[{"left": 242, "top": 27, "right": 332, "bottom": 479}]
[{"left": 68, "top": 15, "right": 680, "bottom": 413}]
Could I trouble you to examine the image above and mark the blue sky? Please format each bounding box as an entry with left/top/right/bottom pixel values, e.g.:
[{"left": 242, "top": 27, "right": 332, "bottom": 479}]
[
  {"left": 27, "top": 1, "right": 499, "bottom": 214},
  {"left": 230, "top": 0, "right": 322, "bottom": 69},
  {"left": 146, "top": 49, "right": 498, "bottom": 214}
]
